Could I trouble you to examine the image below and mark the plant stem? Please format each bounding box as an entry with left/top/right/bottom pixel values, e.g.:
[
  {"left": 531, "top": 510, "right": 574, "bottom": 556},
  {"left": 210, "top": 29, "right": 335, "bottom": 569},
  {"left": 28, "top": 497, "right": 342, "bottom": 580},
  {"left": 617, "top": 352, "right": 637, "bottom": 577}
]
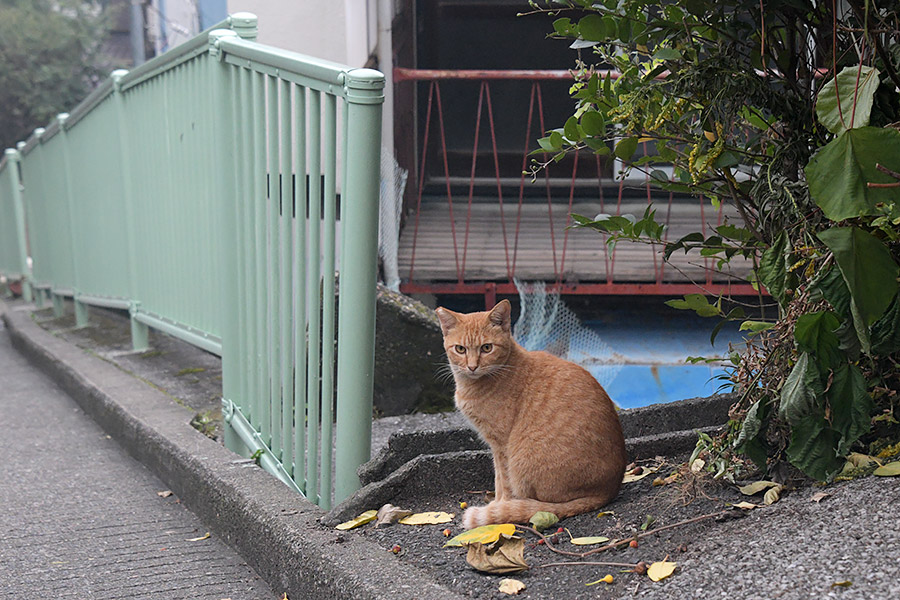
[
  {"left": 537, "top": 560, "right": 639, "bottom": 569},
  {"left": 520, "top": 509, "right": 728, "bottom": 559}
]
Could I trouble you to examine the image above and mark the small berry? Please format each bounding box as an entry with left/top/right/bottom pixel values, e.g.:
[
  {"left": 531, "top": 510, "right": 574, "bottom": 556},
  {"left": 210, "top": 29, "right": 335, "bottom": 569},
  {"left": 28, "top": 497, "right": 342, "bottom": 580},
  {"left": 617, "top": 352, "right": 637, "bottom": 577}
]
[
  {"left": 629, "top": 539, "right": 639, "bottom": 548},
  {"left": 556, "top": 527, "right": 565, "bottom": 534},
  {"left": 391, "top": 544, "right": 401, "bottom": 554},
  {"left": 442, "top": 528, "right": 451, "bottom": 537},
  {"left": 602, "top": 574, "right": 614, "bottom": 584},
  {"left": 459, "top": 501, "right": 468, "bottom": 509},
  {"left": 537, "top": 539, "right": 545, "bottom": 545},
  {"left": 634, "top": 561, "right": 648, "bottom": 575}
]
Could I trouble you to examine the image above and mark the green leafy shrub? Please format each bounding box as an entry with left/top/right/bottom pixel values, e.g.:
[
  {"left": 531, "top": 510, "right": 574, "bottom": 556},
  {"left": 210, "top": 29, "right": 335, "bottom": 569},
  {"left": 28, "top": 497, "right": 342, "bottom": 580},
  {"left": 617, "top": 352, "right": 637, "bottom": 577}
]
[{"left": 532, "top": 0, "right": 900, "bottom": 480}]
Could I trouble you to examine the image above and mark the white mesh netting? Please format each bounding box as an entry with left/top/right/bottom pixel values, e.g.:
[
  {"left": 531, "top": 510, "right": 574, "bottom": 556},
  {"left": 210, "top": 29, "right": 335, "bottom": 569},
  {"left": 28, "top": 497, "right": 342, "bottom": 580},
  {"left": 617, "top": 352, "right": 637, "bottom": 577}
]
[
  {"left": 513, "top": 280, "right": 623, "bottom": 389},
  {"left": 378, "top": 147, "right": 408, "bottom": 291}
]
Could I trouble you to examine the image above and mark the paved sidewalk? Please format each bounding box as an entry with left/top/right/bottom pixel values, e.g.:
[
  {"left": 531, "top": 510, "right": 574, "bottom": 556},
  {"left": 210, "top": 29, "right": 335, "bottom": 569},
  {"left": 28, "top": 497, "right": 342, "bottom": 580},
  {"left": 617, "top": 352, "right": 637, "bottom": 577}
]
[{"left": 0, "top": 318, "right": 276, "bottom": 599}]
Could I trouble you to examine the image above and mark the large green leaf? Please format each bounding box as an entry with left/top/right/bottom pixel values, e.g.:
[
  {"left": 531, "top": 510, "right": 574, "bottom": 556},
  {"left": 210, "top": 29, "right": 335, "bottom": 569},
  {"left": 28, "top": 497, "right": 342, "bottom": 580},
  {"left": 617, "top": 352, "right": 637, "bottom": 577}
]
[
  {"left": 758, "top": 231, "right": 788, "bottom": 306},
  {"left": 794, "top": 311, "right": 842, "bottom": 371},
  {"left": 871, "top": 291, "right": 900, "bottom": 355},
  {"left": 827, "top": 364, "right": 873, "bottom": 457},
  {"left": 734, "top": 398, "right": 771, "bottom": 470},
  {"left": 817, "top": 226, "right": 899, "bottom": 325},
  {"left": 778, "top": 352, "right": 823, "bottom": 425},
  {"left": 815, "top": 66, "right": 880, "bottom": 133},
  {"left": 805, "top": 127, "right": 900, "bottom": 221},
  {"left": 786, "top": 414, "right": 844, "bottom": 481}
]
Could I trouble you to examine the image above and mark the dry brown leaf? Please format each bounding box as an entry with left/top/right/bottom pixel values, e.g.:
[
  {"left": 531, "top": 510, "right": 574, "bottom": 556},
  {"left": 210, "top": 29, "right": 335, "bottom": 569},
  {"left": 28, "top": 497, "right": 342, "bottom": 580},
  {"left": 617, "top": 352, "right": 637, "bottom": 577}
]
[
  {"left": 186, "top": 532, "right": 210, "bottom": 542},
  {"left": 810, "top": 491, "right": 830, "bottom": 503},
  {"left": 335, "top": 510, "right": 377, "bottom": 530},
  {"left": 690, "top": 458, "right": 706, "bottom": 473},
  {"left": 399, "top": 511, "right": 454, "bottom": 525},
  {"left": 465, "top": 535, "right": 528, "bottom": 574},
  {"left": 375, "top": 504, "right": 412, "bottom": 527},
  {"left": 623, "top": 466, "right": 657, "bottom": 483},
  {"left": 498, "top": 578, "right": 526, "bottom": 595}
]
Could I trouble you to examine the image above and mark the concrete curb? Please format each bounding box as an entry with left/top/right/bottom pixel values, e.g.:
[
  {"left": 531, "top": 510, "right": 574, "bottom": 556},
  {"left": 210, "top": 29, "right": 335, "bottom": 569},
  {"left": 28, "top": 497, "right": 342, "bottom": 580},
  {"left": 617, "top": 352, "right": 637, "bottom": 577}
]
[{"left": 1, "top": 302, "right": 465, "bottom": 600}]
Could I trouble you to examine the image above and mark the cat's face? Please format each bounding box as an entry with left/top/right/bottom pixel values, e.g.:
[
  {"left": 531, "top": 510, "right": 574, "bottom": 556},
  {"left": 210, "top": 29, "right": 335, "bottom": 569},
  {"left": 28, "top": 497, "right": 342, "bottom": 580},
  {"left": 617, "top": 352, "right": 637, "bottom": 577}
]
[{"left": 435, "top": 300, "right": 513, "bottom": 380}]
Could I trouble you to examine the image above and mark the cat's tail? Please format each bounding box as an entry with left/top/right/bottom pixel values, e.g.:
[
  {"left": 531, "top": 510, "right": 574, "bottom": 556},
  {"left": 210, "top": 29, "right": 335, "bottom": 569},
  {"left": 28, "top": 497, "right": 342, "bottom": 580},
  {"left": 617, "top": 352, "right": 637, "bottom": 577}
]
[{"left": 462, "top": 495, "right": 614, "bottom": 530}]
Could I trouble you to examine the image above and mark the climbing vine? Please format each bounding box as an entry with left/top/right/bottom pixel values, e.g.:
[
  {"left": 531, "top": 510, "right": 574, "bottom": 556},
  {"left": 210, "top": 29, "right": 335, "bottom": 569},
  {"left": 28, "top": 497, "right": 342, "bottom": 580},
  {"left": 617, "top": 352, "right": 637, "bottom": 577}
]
[{"left": 532, "top": 0, "right": 900, "bottom": 480}]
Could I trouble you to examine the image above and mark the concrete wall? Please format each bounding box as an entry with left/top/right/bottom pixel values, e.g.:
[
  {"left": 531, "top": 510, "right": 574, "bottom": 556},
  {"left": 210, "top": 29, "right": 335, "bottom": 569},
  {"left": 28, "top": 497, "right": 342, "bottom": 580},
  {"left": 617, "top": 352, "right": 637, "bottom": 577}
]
[{"left": 226, "top": 0, "right": 377, "bottom": 67}]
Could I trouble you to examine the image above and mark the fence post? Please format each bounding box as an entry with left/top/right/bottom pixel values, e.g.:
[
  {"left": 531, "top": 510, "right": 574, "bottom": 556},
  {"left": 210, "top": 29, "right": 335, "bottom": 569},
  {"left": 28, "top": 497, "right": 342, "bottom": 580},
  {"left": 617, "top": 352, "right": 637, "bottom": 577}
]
[
  {"left": 55, "top": 113, "right": 88, "bottom": 327},
  {"left": 110, "top": 69, "right": 149, "bottom": 351},
  {"left": 3, "top": 149, "right": 31, "bottom": 303},
  {"left": 334, "top": 68, "right": 384, "bottom": 504},
  {"left": 228, "top": 12, "right": 258, "bottom": 41},
  {"left": 209, "top": 28, "right": 249, "bottom": 457}
]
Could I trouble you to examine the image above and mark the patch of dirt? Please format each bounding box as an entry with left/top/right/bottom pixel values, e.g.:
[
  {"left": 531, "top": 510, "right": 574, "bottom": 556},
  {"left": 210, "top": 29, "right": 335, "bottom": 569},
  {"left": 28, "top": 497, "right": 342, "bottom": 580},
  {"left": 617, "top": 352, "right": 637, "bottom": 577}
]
[
  {"left": 349, "top": 457, "right": 759, "bottom": 599},
  {"left": 31, "top": 302, "right": 224, "bottom": 440}
]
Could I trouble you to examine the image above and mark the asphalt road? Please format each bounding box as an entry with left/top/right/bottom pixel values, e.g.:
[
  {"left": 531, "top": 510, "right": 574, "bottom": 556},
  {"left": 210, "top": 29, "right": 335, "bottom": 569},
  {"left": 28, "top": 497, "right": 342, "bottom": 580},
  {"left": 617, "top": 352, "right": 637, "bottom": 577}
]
[{"left": 0, "top": 317, "right": 276, "bottom": 599}]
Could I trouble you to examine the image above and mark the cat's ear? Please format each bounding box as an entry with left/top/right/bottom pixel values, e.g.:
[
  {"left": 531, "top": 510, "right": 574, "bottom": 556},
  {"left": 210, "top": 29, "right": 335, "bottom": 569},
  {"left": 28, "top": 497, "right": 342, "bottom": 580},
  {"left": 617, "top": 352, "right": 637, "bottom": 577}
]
[
  {"left": 434, "top": 307, "right": 459, "bottom": 335},
  {"left": 488, "top": 299, "right": 511, "bottom": 332}
]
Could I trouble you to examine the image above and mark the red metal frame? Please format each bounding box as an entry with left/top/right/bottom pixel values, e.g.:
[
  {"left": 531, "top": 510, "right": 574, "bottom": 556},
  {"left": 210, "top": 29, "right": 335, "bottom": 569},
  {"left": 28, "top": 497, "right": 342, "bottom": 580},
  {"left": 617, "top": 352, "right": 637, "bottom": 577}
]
[{"left": 395, "top": 68, "right": 762, "bottom": 309}]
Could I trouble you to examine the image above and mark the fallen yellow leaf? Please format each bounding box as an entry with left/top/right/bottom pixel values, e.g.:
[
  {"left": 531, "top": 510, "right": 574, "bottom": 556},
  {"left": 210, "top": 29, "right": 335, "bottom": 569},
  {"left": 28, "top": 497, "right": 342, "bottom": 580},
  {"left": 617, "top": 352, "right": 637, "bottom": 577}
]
[
  {"left": 498, "top": 578, "right": 526, "bottom": 595},
  {"left": 763, "top": 484, "right": 784, "bottom": 505},
  {"left": 647, "top": 561, "right": 677, "bottom": 582},
  {"left": 738, "top": 480, "right": 779, "bottom": 495},
  {"left": 690, "top": 458, "right": 706, "bottom": 473},
  {"left": 399, "top": 511, "right": 454, "bottom": 525},
  {"left": 335, "top": 510, "right": 377, "bottom": 530},
  {"left": 733, "top": 501, "right": 758, "bottom": 510},
  {"left": 186, "top": 532, "right": 210, "bottom": 542},
  {"left": 831, "top": 580, "right": 852, "bottom": 588},
  {"left": 596, "top": 511, "right": 614, "bottom": 518},
  {"left": 570, "top": 536, "right": 610, "bottom": 545},
  {"left": 444, "top": 523, "right": 516, "bottom": 547},
  {"left": 157, "top": 490, "right": 173, "bottom": 498},
  {"left": 874, "top": 461, "right": 900, "bottom": 476}
]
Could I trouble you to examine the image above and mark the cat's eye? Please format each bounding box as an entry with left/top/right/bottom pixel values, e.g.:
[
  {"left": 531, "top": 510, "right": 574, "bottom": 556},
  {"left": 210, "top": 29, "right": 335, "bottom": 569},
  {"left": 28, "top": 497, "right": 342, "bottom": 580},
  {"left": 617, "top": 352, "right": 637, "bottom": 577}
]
[
  {"left": 481, "top": 343, "right": 493, "bottom": 353},
  {"left": 454, "top": 345, "right": 466, "bottom": 354}
]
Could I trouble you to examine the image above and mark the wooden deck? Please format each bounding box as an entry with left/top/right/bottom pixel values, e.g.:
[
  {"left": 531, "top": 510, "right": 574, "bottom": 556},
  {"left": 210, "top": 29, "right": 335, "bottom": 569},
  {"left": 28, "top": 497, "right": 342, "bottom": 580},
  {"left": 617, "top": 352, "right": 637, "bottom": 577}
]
[{"left": 399, "top": 199, "right": 753, "bottom": 285}]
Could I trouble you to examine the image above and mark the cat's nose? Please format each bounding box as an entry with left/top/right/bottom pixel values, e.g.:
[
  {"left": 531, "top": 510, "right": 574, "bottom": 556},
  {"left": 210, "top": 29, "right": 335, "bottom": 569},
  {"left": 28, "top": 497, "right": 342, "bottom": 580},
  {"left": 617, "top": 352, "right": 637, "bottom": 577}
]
[{"left": 467, "top": 365, "right": 477, "bottom": 372}]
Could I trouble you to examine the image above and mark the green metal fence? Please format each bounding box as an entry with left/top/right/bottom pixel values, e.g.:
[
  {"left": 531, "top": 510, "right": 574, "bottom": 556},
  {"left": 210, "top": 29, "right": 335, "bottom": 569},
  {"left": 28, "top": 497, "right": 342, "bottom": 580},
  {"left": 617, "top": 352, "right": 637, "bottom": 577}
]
[{"left": 6, "top": 13, "right": 383, "bottom": 508}]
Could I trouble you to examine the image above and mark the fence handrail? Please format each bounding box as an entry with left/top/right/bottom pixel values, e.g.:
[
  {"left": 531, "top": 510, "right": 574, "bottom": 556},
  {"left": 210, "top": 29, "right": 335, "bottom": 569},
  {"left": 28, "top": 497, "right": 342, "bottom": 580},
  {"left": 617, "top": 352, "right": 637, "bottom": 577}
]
[{"left": 10, "top": 12, "right": 384, "bottom": 508}]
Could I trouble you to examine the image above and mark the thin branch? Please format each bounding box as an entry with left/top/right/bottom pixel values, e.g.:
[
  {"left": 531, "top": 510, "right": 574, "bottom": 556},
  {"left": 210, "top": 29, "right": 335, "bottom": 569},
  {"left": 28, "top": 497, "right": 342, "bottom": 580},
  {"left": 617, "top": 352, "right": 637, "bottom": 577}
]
[
  {"left": 537, "top": 560, "right": 640, "bottom": 569},
  {"left": 519, "top": 510, "right": 729, "bottom": 559}
]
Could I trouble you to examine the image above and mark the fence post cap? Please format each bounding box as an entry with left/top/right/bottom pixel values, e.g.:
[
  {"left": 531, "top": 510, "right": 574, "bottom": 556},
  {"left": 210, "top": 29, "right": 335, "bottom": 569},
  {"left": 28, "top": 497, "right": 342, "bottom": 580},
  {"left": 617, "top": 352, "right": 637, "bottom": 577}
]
[
  {"left": 4, "top": 148, "right": 17, "bottom": 158},
  {"left": 16, "top": 141, "right": 25, "bottom": 151},
  {"left": 56, "top": 112, "right": 70, "bottom": 125},
  {"left": 228, "top": 12, "right": 258, "bottom": 40},
  {"left": 209, "top": 28, "right": 239, "bottom": 59},
  {"left": 33, "top": 127, "right": 45, "bottom": 139},
  {"left": 343, "top": 68, "right": 385, "bottom": 105}
]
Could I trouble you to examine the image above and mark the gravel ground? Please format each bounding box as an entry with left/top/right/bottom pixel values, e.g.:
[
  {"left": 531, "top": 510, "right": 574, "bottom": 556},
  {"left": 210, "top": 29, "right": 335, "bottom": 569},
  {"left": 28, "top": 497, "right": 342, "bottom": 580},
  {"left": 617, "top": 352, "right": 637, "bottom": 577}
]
[{"left": 347, "top": 460, "right": 899, "bottom": 600}]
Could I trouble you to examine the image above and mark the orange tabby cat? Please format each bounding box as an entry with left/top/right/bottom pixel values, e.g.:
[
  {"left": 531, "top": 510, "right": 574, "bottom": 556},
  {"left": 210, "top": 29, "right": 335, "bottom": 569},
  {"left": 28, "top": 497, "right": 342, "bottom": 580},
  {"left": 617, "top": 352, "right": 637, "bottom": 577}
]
[{"left": 435, "top": 299, "right": 627, "bottom": 529}]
